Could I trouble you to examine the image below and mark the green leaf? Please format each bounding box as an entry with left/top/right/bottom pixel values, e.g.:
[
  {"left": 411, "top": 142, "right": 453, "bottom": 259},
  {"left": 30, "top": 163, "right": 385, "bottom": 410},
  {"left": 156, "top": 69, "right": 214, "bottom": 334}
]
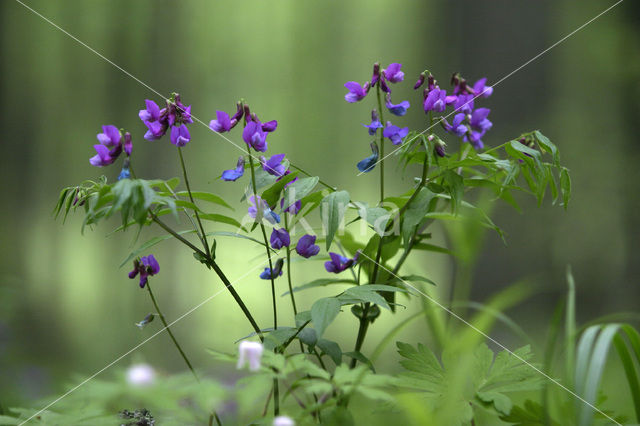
[
  {"left": 401, "top": 187, "right": 435, "bottom": 247},
  {"left": 198, "top": 213, "right": 244, "bottom": 230},
  {"left": 560, "top": 167, "right": 571, "bottom": 210},
  {"left": 341, "top": 286, "right": 390, "bottom": 310},
  {"left": 442, "top": 170, "right": 464, "bottom": 214},
  {"left": 354, "top": 202, "right": 391, "bottom": 236},
  {"left": 343, "top": 351, "right": 376, "bottom": 372},
  {"left": 282, "top": 278, "right": 358, "bottom": 296},
  {"left": 311, "top": 297, "right": 341, "bottom": 338},
  {"left": 262, "top": 171, "right": 299, "bottom": 207},
  {"left": 282, "top": 176, "right": 319, "bottom": 210},
  {"left": 317, "top": 338, "right": 342, "bottom": 365},
  {"left": 321, "top": 190, "right": 350, "bottom": 250},
  {"left": 397, "top": 274, "right": 437, "bottom": 286},
  {"left": 534, "top": 130, "right": 559, "bottom": 166},
  {"left": 174, "top": 191, "right": 232, "bottom": 210}
]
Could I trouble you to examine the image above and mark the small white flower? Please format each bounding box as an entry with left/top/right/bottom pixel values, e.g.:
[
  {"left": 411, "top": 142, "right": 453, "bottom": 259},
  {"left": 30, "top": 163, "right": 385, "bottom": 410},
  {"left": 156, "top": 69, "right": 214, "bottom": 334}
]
[
  {"left": 237, "top": 341, "right": 264, "bottom": 372},
  {"left": 126, "top": 363, "right": 156, "bottom": 386},
  {"left": 273, "top": 416, "right": 295, "bottom": 426}
]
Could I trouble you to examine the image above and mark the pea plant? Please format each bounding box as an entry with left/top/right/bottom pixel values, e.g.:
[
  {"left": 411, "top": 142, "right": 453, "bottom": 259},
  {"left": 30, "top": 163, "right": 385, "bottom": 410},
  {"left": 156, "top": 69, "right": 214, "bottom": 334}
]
[{"left": 5, "top": 61, "right": 640, "bottom": 426}]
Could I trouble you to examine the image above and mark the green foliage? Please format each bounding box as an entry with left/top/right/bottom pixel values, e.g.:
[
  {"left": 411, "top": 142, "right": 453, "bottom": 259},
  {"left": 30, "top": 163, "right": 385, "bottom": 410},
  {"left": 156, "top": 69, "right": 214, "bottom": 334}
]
[
  {"left": 396, "top": 342, "right": 543, "bottom": 423},
  {"left": 321, "top": 190, "right": 350, "bottom": 250}
]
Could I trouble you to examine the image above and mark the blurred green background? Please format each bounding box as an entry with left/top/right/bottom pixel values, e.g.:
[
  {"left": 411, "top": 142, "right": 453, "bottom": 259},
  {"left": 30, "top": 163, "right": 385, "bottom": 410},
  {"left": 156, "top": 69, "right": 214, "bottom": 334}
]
[{"left": 1, "top": 0, "right": 639, "bottom": 411}]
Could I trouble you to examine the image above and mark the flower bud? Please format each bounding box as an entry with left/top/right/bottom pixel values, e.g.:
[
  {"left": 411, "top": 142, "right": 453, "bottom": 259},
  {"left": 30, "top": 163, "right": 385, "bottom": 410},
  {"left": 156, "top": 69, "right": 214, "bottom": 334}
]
[
  {"left": 413, "top": 72, "right": 426, "bottom": 90},
  {"left": 273, "top": 416, "right": 295, "bottom": 426},
  {"left": 237, "top": 341, "right": 264, "bottom": 372}
]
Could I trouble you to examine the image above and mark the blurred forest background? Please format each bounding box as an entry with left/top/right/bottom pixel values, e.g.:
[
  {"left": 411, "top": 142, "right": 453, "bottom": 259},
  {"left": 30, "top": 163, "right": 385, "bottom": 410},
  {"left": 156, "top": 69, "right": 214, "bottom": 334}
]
[{"left": 1, "top": 0, "right": 639, "bottom": 408}]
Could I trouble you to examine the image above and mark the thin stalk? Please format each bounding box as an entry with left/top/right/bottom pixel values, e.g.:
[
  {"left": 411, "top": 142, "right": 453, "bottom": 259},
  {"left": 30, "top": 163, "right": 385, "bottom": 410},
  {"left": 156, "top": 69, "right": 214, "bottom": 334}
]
[
  {"left": 273, "top": 378, "right": 280, "bottom": 416},
  {"left": 146, "top": 282, "right": 198, "bottom": 381},
  {"left": 151, "top": 215, "right": 263, "bottom": 340},
  {"left": 246, "top": 145, "right": 278, "bottom": 330},
  {"left": 284, "top": 214, "right": 298, "bottom": 316},
  {"left": 244, "top": 122, "right": 280, "bottom": 416},
  {"left": 147, "top": 283, "right": 224, "bottom": 425},
  {"left": 178, "top": 147, "right": 211, "bottom": 259},
  {"left": 376, "top": 85, "right": 385, "bottom": 203}
]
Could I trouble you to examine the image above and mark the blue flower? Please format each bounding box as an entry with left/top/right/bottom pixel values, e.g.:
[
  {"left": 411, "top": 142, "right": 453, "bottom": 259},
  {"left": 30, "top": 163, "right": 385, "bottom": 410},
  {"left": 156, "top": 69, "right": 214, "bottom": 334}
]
[
  {"left": 362, "top": 109, "right": 383, "bottom": 136},
  {"left": 260, "top": 258, "right": 284, "bottom": 279},
  {"left": 270, "top": 228, "right": 290, "bottom": 249},
  {"left": 357, "top": 142, "right": 379, "bottom": 173},
  {"left": 383, "top": 122, "right": 409, "bottom": 145},
  {"left": 344, "top": 81, "right": 368, "bottom": 103},
  {"left": 295, "top": 235, "right": 320, "bottom": 258},
  {"left": 325, "top": 251, "right": 359, "bottom": 274},
  {"left": 385, "top": 94, "right": 410, "bottom": 116},
  {"left": 222, "top": 157, "right": 245, "bottom": 181}
]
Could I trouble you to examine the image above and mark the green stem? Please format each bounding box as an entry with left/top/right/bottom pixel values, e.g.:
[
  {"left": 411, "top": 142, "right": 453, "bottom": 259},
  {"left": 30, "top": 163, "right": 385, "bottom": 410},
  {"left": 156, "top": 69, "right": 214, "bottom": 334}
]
[
  {"left": 178, "top": 147, "right": 211, "bottom": 259},
  {"left": 151, "top": 215, "right": 263, "bottom": 341},
  {"left": 247, "top": 148, "right": 278, "bottom": 330},
  {"left": 146, "top": 283, "right": 198, "bottom": 381},
  {"left": 273, "top": 378, "right": 280, "bottom": 416},
  {"left": 284, "top": 214, "right": 298, "bottom": 316},
  {"left": 376, "top": 85, "right": 385, "bottom": 203}
]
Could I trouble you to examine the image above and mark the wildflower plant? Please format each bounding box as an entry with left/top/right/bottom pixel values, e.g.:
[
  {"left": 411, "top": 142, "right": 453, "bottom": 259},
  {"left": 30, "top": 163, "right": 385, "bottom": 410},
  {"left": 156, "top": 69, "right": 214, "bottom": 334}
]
[{"left": 37, "top": 61, "right": 638, "bottom": 426}]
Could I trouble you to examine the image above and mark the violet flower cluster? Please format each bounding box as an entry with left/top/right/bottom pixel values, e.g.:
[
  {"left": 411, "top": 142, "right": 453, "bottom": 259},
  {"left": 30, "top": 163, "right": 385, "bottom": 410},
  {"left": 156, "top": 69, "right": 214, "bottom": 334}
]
[
  {"left": 128, "top": 254, "right": 160, "bottom": 288},
  {"left": 139, "top": 94, "right": 194, "bottom": 147},
  {"left": 346, "top": 63, "right": 495, "bottom": 172},
  {"left": 417, "top": 72, "right": 494, "bottom": 150},
  {"left": 345, "top": 62, "right": 411, "bottom": 172}
]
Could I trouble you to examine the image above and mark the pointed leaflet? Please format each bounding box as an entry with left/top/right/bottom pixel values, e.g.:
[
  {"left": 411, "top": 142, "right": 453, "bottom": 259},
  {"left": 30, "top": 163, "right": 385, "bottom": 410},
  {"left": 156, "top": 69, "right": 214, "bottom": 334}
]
[
  {"left": 282, "top": 176, "right": 319, "bottom": 210},
  {"left": 311, "top": 297, "right": 341, "bottom": 338},
  {"left": 321, "top": 190, "right": 350, "bottom": 250},
  {"left": 401, "top": 187, "right": 435, "bottom": 247}
]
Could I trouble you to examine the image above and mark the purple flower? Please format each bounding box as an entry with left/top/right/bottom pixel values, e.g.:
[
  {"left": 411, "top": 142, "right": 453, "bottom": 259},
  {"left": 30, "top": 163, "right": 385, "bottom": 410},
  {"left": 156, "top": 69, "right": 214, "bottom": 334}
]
[
  {"left": 472, "top": 78, "right": 493, "bottom": 98},
  {"left": 209, "top": 110, "right": 232, "bottom": 133},
  {"left": 123, "top": 132, "right": 132, "bottom": 156},
  {"left": 170, "top": 124, "right": 190, "bottom": 147},
  {"left": 469, "top": 108, "right": 492, "bottom": 132},
  {"left": 261, "top": 120, "right": 278, "bottom": 133},
  {"left": 248, "top": 195, "right": 280, "bottom": 225},
  {"left": 464, "top": 130, "right": 486, "bottom": 150},
  {"left": 280, "top": 198, "right": 301, "bottom": 215},
  {"left": 385, "top": 95, "right": 410, "bottom": 116},
  {"left": 260, "top": 258, "right": 284, "bottom": 280},
  {"left": 143, "top": 120, "right": 168, "bottom": 141},
  {"left": 325, "top": 251, "right": 359, "bottom": 274},
  {"left": 128, "top": 254, "right": 160, "bottom": 288},
  {"left": 370, "top": 62, "right": 381, "bottom": 87},
  {"left": 383, "top": 122, "right": 409, "bottom": 145},
  {"left": 222, "top": 156, "right": 245, "bottom": 181},
  {"left": 363, "top": 109, "right": 383, "bottom": 135},
  {"left": 413, "top": 73, "right": 426, "bottom": 90},
  {"left": 139, "top": 100, "right": 162, "bottom": 122},
  {"left": 296, "top": 235, "right": 320, "bottom": 258},
  {"left": 90, "top": 144, "right": 117, "bottom": 167},
  {"left": 453, "top": 93, "right": 475, "bottom": 114},
  {"left": 357, "top": 142, "right": 379, "bottom": 173},
  {"left": 242, "top": 121, "right": 268, "bottom": 152},
  {"left": 97, "top": 125, "right": 121, "bottom": 147},
  {"left": 383, "top": 63, "right": 404, "bottom": 83},
  {"left": 442, "top": 113, "right": 468, "bottom": 138},
  {"left": 423, "top": 87, "right": 449, "bottom": 113},
  {"left": 344, "top": 81, "right": 368, "bottom": 103},
  {"left": 270, "top": 228, "right": 290, "bottom": 249},
  {"left": 89, "top": 125, "right": 124, "bottom": 167},
  {"left": 261, "top": 153, "right": 286, "bottom": 177}
]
